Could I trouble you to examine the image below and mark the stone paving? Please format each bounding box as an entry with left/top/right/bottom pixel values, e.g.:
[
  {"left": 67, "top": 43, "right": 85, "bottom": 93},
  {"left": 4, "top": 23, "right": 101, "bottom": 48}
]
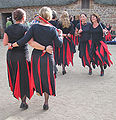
[{"left": 0, "top": 40, "right": 116, "bottom": 120}]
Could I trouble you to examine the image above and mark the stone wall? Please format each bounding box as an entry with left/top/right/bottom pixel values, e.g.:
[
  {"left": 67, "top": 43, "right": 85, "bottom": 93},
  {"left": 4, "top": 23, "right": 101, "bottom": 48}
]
[{"left": 0, "top": 0, "right": 116, "bottom": 31}]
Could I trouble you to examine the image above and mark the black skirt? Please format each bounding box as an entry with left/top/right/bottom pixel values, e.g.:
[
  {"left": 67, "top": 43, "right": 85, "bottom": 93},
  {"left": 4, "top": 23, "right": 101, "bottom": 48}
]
[
  {"left": 78, "top": 40, "right": 92, "bottom": 67},
  {"left": 90, "top": 41, "right": 113, "bottom": 67},
  {"left": 7, "top": 49, "right": 35, "bottom": 100},
  {"left": 54, "top": 36, "right": 76, "bottom": 66},
  {"left": 31, "top": 49, "right": 56, "bottom": 96}
]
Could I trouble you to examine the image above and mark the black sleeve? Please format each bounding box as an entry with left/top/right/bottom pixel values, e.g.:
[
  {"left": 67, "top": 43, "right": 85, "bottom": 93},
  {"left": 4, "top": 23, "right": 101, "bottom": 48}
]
[
  {"left": 52, "top": 27, "right": 63, "bottom": 47},
  {"left": 70, "top": 23, "right": 75, "bottom": 34},
  {"left": 4, "top": 27, "right": 10, "bottom": 34},
  {"left": 100, "top": 23, "right": 106, "bottom": 29},
  {"left": 17, "top": 26, "right": 33, "bottom": 46},
  {"left": 76, "top": 23, "right": 80, "bottom": 30}
]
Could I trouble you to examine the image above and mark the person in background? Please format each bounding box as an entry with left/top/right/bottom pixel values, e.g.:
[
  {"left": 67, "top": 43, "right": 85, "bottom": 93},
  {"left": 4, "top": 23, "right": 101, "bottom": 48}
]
[
  {"left": 57, "top": 11, "right": 76, "bottom": 75},
  {"left": 105, "top": 23, "right": 112, "bottom": 41},
  {"left": 75, "top": 13, "right": 92, "bottom": 75},
  {"left": 90, "top": 13, "right": 113, "bottom": 76},
  {"left": 6, "top": 17, "right": 12, "bottom": 28}
]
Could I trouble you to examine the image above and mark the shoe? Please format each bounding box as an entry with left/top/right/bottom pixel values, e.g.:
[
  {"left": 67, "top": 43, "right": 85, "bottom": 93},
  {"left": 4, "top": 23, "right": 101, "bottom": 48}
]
[
  {"left": 104, "top": 64, "right": 107, "bottom": 69},
  {"left": 100, "top": 70, "right": 104, "bottom": 76},
  {"left": 43, "top": 104, "right": 49, "bottom": 110},
  {"left": 92, "top": 64, "right": 96, "bottom": 69},
  {"left": 20, "top": 102, "right": 23, "bottom": 108},
  {"left": 62, "top": 70, "right": 66, "bottom": 75},
  {"left": 20, "top": 102, "right": 28, "bottom": 110},
  {"left": 88, "top": 69, "right": 92, "bottom": 75}
]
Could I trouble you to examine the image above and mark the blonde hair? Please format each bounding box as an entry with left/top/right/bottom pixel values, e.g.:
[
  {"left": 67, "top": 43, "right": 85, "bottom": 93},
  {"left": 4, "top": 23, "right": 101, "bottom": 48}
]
[
  {"left": 60, "top": 11, "right": 70, "bottom": 28},
  {"left": 39, "top": 6, "right": 52, "bottom": 21},
  {"left": 75, "top": 15, "right": 79, "bottom": 20}
]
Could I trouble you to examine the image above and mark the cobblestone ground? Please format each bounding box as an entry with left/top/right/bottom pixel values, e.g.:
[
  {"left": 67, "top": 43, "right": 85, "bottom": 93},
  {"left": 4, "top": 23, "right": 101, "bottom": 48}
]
[{"left": 0, "top": 40, "right": 116, "bottom": 120}]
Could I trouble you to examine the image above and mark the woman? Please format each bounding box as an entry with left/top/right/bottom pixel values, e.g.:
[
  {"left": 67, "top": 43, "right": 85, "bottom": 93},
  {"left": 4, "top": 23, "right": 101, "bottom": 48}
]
[
  {"left": 90, "top": 14, "right": 113, "bottom": 76},
  {"left": 105, "top": 23, "right": 112, "bottom": 41},
  {"left": 75, "top": 13, "right": 92, "bottom": 75},
  {"left": 57, "top": 11, "right": 76, "bottom": 75},
  {"left": 3, "top": 8, "right": 53, "bottom": 110},
  {"left": 12, "top": 7, "right": 63, "bottom": 110}
]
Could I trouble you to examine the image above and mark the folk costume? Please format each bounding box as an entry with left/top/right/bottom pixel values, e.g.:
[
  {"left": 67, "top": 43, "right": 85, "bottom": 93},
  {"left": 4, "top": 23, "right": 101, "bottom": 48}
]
[
  {"left": 56, "top": 22, "right": 76, "bottom": 67},
  {"left": 76, "top": 22, "right": 92, "bottom": 67},
  {"left": 5, "top": 24, "right": 34, "bottom": 100}
]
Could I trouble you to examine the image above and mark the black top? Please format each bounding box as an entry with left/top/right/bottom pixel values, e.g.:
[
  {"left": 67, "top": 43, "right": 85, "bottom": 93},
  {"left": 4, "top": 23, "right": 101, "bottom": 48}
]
[
  {"left": 72, "top": 20, "right": 79, "bottom": 29},
  {"left": 106, "top": 26, "right": 112, "bottom": 31},
  {"left": 17, "top": 24, "right": 63, "bottom": 50},
  {"left": 57, "top": 22, "right": 74, "bottom": 35},
  {"left": 76, "top": 22, "right": 91, "bottom": 42},
  {"left": 91, "top": 23, "right": 105, "bottom": 45},
  {"left": 49, "top": 20, "right": 58, "bottom": 28},
  {"left": 5, "top": 24, "right": 28, "bottom": 51}
]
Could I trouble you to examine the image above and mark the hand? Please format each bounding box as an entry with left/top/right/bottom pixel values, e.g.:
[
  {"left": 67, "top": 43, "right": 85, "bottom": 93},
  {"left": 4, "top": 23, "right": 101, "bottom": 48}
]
[
  {"left": 78, "top": 29, "right": 83, "bottom": 34},
  {"left": 46, "top": 45, "right": 53, "bottom": 54},
  {"left": 103, "top": 29, "right": 108, "bottom": 35},
  {"left": 12, "top": 42, "right": 19, "bottom": 47},
  {"left": 67, "top": 33, "right": 71, "bottom": 37},
  {"left": 58, "top": 29, "right": 62, "bottom": 35},
  {"left": 8, "top": 43, "right": 13, "bottom": 50}
]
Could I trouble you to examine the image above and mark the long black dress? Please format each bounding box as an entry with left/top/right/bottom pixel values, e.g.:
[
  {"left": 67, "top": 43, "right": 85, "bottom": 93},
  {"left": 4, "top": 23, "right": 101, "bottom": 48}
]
[
  {"left": 5, "top": 24, "right": 34, "bottom": 100},
  {"left": 90, "top": 23, "right": 113, "bottom": 67},
  {"left": 16, "top": 24, "right": 63, "bottom": 96},
  {"left": 76, "top": 22, "right": 92, "bottom": 67}
]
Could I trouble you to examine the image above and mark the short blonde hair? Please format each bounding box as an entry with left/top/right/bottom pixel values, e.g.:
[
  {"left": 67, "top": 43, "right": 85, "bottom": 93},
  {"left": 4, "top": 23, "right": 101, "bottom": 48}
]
[
  {"left": 39, "top": 6, "right": 52, "bottom": 21},
  {"left": 60, "top": 11, "right": 70, "bottom": 28}
]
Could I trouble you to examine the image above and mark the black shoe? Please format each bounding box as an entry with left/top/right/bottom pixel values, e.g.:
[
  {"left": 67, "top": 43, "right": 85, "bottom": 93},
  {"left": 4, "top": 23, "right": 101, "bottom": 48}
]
[
  {"left": 104, "top": 64, "right": 107, "bottom": 69},
  {"left": 88, "top": 69, "right": 92, "bottom": 75},
  {"left": 92, "top": 64, "right": 96, "bottom": 69},
  {"left": 20, "top": 102, "right": 23, "bottom": 108},
  {"left": 43, "top": 104, "right": 49, "bottom": 110},
  {"left": 100, "top": 70, "right": 104, "bottom": 76},
  {"left": 62, "top": 70, "right": 66, "bottom": 75},
  {"left": 20, "top": 102, "right": 28, "bottom": 110}
]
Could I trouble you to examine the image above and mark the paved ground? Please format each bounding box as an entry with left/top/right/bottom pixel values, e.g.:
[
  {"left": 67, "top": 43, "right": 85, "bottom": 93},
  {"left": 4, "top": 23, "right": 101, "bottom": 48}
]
[{"left": 0, "top": 40, "right": 116, "bottom": 120}]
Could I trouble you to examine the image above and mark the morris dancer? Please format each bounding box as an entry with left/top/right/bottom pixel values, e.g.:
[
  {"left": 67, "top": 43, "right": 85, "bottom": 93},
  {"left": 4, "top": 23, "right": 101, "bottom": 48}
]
[
  {"left": 57, "top": 11, "right": 76, "bottom": 75},
  {"left": 75, "top": 13, "right": 92, "bottom": 75},
  {"left": 90, "top": 14, "right": 113, "bottom": 76}
]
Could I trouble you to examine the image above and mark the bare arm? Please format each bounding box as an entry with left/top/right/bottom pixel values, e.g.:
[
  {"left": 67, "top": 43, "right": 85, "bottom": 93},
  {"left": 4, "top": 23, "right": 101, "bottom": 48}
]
[
  {"left": 28, "top": 38, "right": 45, "bottom": 50},
  {"left": 28, "top": 38, "right": 53, "bottom": 54},
  {"left": 3, "top": 33, "right": 9, "bottom": 46}
]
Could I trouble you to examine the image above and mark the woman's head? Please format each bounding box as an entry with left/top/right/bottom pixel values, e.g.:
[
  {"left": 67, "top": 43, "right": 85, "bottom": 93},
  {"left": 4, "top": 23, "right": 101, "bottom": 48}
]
[
  {"left": 60, "top": 11, "right": 70, "bottom": 28},
  {"left": 39, "top": 6, "right": 52, "bottom": 21},
  {"left": 80, "top": 13, "right": 87, "bottom": 22},
  {"left": 90, "top": 13, "right": 100, "bottom": 23},
  {"left": 13, "top": 8, "right": 26, "bottom": 22},
  {"left": 75, "top": 15, "right": 79, "bottom": 20},
  {"left": 52, "top": 10, "right": 57, "bottom": 19}
]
